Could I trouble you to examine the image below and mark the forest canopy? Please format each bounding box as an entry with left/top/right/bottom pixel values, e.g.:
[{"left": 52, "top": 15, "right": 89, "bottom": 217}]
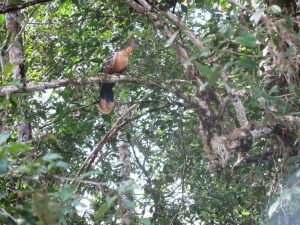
[{"left": 0, "top": 0, "right": 299, "bottom": 224}]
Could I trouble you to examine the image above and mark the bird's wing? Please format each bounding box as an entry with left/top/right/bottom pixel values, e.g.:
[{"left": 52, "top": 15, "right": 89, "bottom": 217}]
[{"left": 101, "top": 52, "right": 117, "bottom": 74}]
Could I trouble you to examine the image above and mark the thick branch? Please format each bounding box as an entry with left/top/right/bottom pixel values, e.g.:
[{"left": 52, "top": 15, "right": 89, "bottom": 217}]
[
  {"left": 221, "top": 71, "right": 248, "bottom": 126},
  {"left": 0, "top": 74, "right": 206, "bottom": 111},
  {"left": 244, "top": 150, "right": 274, "bottom": 163},
  {"left": 0, "top": 74, "right": 156, "bottom": 96},
  {"left": 0, "top": 0, "right": 52, "bottom": 14}
]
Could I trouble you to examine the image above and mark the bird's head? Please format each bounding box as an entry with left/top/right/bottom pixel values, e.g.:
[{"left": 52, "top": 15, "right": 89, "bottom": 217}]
[{"left": 129, "top": 38, "right": 139, "bottom": 49}]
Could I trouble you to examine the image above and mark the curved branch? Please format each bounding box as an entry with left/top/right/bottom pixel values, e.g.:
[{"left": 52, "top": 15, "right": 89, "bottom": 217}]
[{"left": 0, "top": 0, "right": 53, "bottom": 14}]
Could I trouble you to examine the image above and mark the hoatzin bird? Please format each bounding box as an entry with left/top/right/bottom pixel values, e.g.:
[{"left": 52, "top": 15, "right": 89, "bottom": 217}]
[{"left": 99, "top": 40, "right": 138, "bottom": 113}]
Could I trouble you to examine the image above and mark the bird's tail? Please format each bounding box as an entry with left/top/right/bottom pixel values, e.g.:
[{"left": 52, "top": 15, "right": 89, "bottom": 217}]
[{"left": 99, "top": 83, "right": 115, "bottom": 114}]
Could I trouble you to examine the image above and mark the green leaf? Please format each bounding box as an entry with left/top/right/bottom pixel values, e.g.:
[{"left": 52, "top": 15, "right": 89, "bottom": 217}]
[
  {"left": 0, "top": 132, "right": 10, "bottom": 145},
  {"left": 235, "top": 33, "right": 257, "bottom": 48},
  {"left": 269, "top": 5, "right": 281, "bottom": 14},
  {"left": 268, "top": 85, "right": 278, "bottom": 95},
  {"left": 119, "top": 89, "right": 127, "bottom": 101},
  {"left": 236, "top": 58, "right": 258, "bottom": 70},
  {"left": 197, "top": 47, "right": 210, "bottom": 58},
  {"left": 94, "top": 196, "right": 117, "bottom": 220},
  {"left": 59, "top": 184, "right": 75, "bottom": 201},
  {"left": 0, "top": 143, "right": 31, "bottom": 155},
  {"left": 55, "top": 161, "right": 69, "bottom": 169},
  {"left": 3, "top": 63, "right": 14, "bottom": 77},
  {"left": 42, "top": 153, "right": 62, "bottom": 162},
  {"left": 155, "top": 129, "right": 163, "bottom": 137},
  {"left": 165, "top": 30, "right": 179, "bottom": 47},
  {"left": 17, "top": 165, "right": 32, "bottom": 174},
  {"left": 0, "top": 15, "right": 5, "bottom": 23},
  {"left": 241, "top": 209, "right": 250, "bottom": 216},
  {"left": 121, "top": 199, "right": 135, "bottom": 209},
  {"left": 118, "top": 181, "right": 135, "bottom": 194},
  {"left": 32, "top": 193, "right": 59, "bottom": 225},
  {"left": 94, "top": 203, "right": 109, "bottom": 220},
  {"left": 0, "top": 158, "right": 8, "bottom": 174},
  {"left": 140, "top": 218, "right": 151, "bottom": 225},
  {"left": 196, "top": 64, "right": 220, "bottom": 85}
]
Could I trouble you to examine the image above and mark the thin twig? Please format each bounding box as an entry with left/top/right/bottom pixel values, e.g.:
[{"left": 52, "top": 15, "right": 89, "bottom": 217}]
[{"left": 0, "top": 207, "right": 18, "bottom": 224}]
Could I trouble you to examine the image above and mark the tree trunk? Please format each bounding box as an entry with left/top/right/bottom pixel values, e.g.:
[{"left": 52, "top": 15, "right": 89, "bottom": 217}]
[
  {"left": 5, "top": 5, "right": 32, "bottom": 142},
  {"left": 117, "top": 105, "right": 135, "bottom": 225}
]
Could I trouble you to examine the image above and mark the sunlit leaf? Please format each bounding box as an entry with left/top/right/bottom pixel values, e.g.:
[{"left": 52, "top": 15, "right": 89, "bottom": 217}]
[
  {"left": 0, "top": 143, "right": 31, "bottom": 154},
  {"left": 94, "top": 196, "right": 117, "bottom": 220},
  {"left": 3, "top": 63, "right": 14, "bottom": 77},
  {"left": 196, "top": 64, "right": 220, "bottom": 85},
  {"left": 42, "top": 153, "right": 62, "bottom": 162},
  {"left": 270, "top": 5, "right": 281, "bottom": 14},
  {"left": 197, "top": 47, "right": 210, "bottom": 58},
  {"left": 235, "top": 33, "right": 257, "bottom": 48},
  {"left": 119, "top": 89, "right": 127, "bottom": 101},
  {"left": 55, "top": 161, "right": 69, "bottom": 169},
  {"left": 0, "top": 15, "right": 5, "bottom": 23},
  {"left": 17, "top": 165, "right": 33, "bottom": 174}
]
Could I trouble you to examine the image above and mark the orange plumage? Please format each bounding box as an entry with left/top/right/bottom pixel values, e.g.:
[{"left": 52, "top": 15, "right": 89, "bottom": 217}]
[{"left": 99, "top": 40, "right": 138, "bottom": 114}]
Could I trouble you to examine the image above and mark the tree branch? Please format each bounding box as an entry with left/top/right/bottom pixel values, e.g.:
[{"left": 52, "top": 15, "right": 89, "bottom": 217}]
[
  {"left": 220, "top": 71, "right": 248, "bottom": 126},
  {"left": 0, "top": 74, "right": 158, "bottom": 96},
  {"left": 0, "top": 0, "right": 53, "bottom": 14},
  {"left": 75, "top": 92, "right": 153, "bottom": 178},
  {"left": 154, "top": 6, "right": 204, "bottom": 49},
  {"left": 0, "top": 74, "right": 206, "bottom": 112}
]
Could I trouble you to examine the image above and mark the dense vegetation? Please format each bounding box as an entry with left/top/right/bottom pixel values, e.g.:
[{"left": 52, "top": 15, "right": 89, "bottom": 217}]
[{"left": 0, "top": 0, "right": 299, "bottom": 224}]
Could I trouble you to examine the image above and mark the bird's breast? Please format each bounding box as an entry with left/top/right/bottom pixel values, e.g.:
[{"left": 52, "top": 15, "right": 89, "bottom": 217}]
[{"left": 113, "top": 54, "right": 129, "bottom": 73}]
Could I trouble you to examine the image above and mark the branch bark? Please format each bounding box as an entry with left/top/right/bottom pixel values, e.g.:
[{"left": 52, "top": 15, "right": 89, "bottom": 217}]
[
  {"left": 0, "top": 74, "right": 156, "bottom": 96},
  {"left": 0, "top": 0, "right": 53, "bottom": 14},
  {"left": 0, "top": 74, "right": 203, "bottom": 110},
  {"left": 220, "top": 71, "right": 248, "bottom": 127},
  {"left": 117, "top": 103, "right": 135, "bottom": 225},
  {"left": 5, "top": 5, "right": 32, "bottom": 142}
]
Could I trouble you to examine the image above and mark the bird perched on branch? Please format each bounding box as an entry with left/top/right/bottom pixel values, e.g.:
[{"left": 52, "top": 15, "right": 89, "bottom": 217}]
[{"left": 99, "top": 39, "right": 138, "bottom": 114}]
